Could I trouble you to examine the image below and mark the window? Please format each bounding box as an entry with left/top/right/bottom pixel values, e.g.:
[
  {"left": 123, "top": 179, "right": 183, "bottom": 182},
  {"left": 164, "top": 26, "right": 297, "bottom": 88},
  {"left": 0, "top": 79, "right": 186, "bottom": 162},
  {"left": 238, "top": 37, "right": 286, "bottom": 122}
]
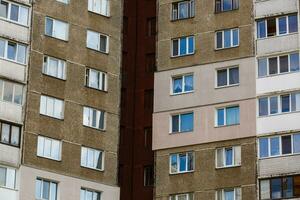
[
  {"left": 216, "top": 28, "right": 239, "bottom": 49},
  {"left": 172, "top": 36, "right": 194, "bottom": 57},
  {"left": 217, "top": 67, "right": 239, "bottom": 87},
  {"left": 171, "top": 112, "right": 194, "bottom": 133},
  {"left": 35, "top": 178, "right": 57, "bottom": 200},
  {"left": 258, "top": 133, "right": 300, "bottom": 158},
  {"left": 43, "top": 56, "right": 66, "bottom": 80},
  {"left": 216, "top": 188, "right": 241, "bottom": 200},
  {"left": 45, "top": 17, "right": 69, "bottom": 41},
  {"left": 0, "top": 1, "right": 29, "bottom": 25},
  {"left": 86, "top": 30, "right": 109, "bottom": 53},
  {"left": 170, "top": 152, "right": 194, "bottom": 174},
  {"left": 215, "top": 0, "right": 239, "bottom": 13},
  {"left": 216, "top": 146, "right": 241, "bottom": 168},
  {"left": 88, "top": 0, "right": 109, "bottom": 16},
  {"left": 81, "top": 146, "right": 104, "bottom": 170},
  {"left": 170, "top": 193, "right": 194, "bottom": 200},
  {"left": 0, "top": 166, "right": 16, "bottom": 189},
  {"left": 81, "top": 188, "right": 102, "bottom": 200},
  {"left": 37, "top": 136, "right": 61, "bottom": 161},
  {"left": 258, "top": 53, "right": 300, "bottom": 77},
  {"left": 85, "top": 68, "right": 107, "bottom": 91},
  {"left": 83, "top": 107, "right": 105, "bottom": 130},
  {"left": 0, "top": 38, "right": 27, "bottom": 64},
  {"left": 144, "top": 165, "right": 154, "bottom": 186},
  {"left": 172, "top": 0, "right": 195, "bottom": 20},
  {"left": 57, "top": 0, "right": 69, "bottom": 4},
  {"left": 40, "top": 95, "right": 64, "bottom": 119},
  {"left": 0, "top": 79, "right": 23, "bottom": 105},
  {"left": 216, "top": 106, "right": 240, "bottom": 126},
  {"left": 0, "top": 121, "right": 20, "bottom": 146},
  {"left": 172, "top": 74, "right": 194, "bottom": 94},
  {"left": 257, "top": 14, "right": 298, "bottom": 39},
  {"left": 259, "top": 176, "right": 300, "bottom": 200}
]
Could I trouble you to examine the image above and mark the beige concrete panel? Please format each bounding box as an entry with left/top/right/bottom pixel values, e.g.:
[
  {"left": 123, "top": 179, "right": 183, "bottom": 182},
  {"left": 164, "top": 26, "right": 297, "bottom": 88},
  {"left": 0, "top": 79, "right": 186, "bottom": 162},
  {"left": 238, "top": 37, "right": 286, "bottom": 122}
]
[
  {"left": 255, "top": 0, "right": 298, "bottom": 19},
  {"left": 0, "top": 144, "right": 20, "bottom": 167},
  {"left": 0, "top": 59, "right": 26, "bottom": 82},
  {"left": 0, "top": 19, "right": 30, "bottom": 43},
  {"left": 0, "top": 102, "right": 22, "bottom": 124}
]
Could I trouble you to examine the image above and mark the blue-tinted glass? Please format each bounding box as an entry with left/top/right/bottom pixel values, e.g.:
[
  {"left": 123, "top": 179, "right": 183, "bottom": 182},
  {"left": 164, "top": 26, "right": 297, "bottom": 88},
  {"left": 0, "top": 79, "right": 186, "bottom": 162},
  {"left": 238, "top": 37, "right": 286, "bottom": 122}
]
[
  {"left": 259, "top": 98, "right": 268, "bottom": 116},
  {"left": 178, "top": 2, "right": 188, "bottom": 19},
  {"left": 226, "top": 106, "right": 240, "bottom": 125},
  {"left": 270, "top": 97, "right": 278, "bottom": 114},
  {"left": 281, "top": 95, "right": 290, "bottom": 113},
  {"left": 173, "top": 77, "right": 183, "bottom": 93},
  {"left": 42, "top": 181, "right": 50, "bottom": 200},
  {"left": 0, "top": 39, "right": 5, "bottom": 58},
  {"left": 188, "top": 37, "right": 194, "bottom": 54},
  {"left": 270, "top": 137, "right": 280, "bottom": 156},
  {"left": 224, "top": 190, "right": 234, "bottom": 200},
  {"left": 217, "top": 108, "right": 225, "bottom": 126},
  {"left": 290, "top": 53, "right": 300, "bottom": 72},
  {"left": 180, "top": 113, "right": 193, "bottom": 132},
  {"left": 46, "top": 18, "right": 53, "bottom": 36},
  {"left": 271, "top": 179, "right": 282, "bottom": 199},
  {"left": 232, "top": 29, "right": 239, "bottom": 46},
  {"left": 225, "top": 148, "right": 233, "bottom": 166},
  {"left": 223, "top": 0, "right": 232, "bottom": 11},
  {"left": 278, "top": 17, "right": 287, "bottom": 35},
  {"left": 7, "top": 42, "right": 16, "bottom": 60},
  {"left": 229, "top": 67, "right": 239, "bottom": 85},
  {"left": 258, "top": 58, "right": 268, "bottom": 77},
  {"left": 224, "top": 30, "right": 231, "bottom": 48},
  {"left": 10, "top": 4, "right": 19, "bottom": 22},
  {"left": 283, "top": 177, "right": 293, "bottom": 198},
  {"left": 180, "top": 37, "right": 187, "bottom": 55},
  {"left": 288, "top": 15, "right": 298, "bottom": 33},
  {"left": 172, "top": 115, "right": 179, "bottom": 133},
  {"left": 257, "top": 20, "right": 266, "bottom": 38},
  {"left": 179, "top": 154, "right": 187, "bottom": 172},
  {"left": 170, "top": 154, "right": 178, "bottom": 172},
  {"left": 293, "top": 134, "right": 300, "bottom": 153},
  {"left": 184, "top": 75, "right": 193, "bottom": 92},
  {"left": 259, "top": 138, "right": 269, "bottom": 158},
  {"left": 216, "top": 32, "right": 223, "bottom": 49},
  {"left": 217, "top": 69, "right": 227, "bottom": 87}
]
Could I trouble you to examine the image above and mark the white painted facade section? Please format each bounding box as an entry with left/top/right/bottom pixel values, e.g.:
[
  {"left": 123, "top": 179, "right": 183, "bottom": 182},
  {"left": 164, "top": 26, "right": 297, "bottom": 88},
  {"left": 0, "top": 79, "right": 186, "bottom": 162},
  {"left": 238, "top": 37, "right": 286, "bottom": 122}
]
[
  {"left": 258, "top": 155, "right": 300, "bottom": 177},
  {"left": 255, "top": 0, "right": 298, "bottom": 19},
  {"left": 257, "top": 112, "right": 300, "bottom": 134},
  {"left": 0, "top": 20, "right": 30, "bottom": 43},
  {"left": 0, "top": 187, "right": 19, "bottom": 200},
  {"left": 0, "top": 59, "right": 26, "bottom": 82},
  {"left": 0, "top": 102, "right": 22, "bottom": 124},
  {"left": 256, "top": 34, "right": 299, "bottom": 56},
  {"left": 19, "top": 166, "right": 120, "bottom": 200},
  {"left": 0, "top": 144, "right": 20, "bottom": 167},
  {"left": 256, "top": 72, "right": 300, "bottom": 95}
]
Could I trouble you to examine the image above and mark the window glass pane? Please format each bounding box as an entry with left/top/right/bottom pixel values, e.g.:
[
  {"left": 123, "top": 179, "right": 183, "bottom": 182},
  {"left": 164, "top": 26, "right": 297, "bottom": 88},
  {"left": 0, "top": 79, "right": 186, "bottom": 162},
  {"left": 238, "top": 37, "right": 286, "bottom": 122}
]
[
  {"left": 267, "top": 18, "right": 276, "bottom": 37},
  {"left": 83, "top": 107, "right": 89, "bottom": 126},
  {"left": 96, "top": 151, "right": 102, "bottom": 169},
  {"left": 293, "top": 133, "right": 300, "bottom": 153},
  {"left": 187, "top": 152, "right": 194, "bottom": 171},
  {"left": 217, "top": 69, "right": 227, "bottom": 87},
  {"left": 224, "top": 30, "right": 231, "bottom": 48},
  {"left": 81, "top": 147, "right": 87, "bottom": 166},
  {"left": 229, "top": 67, "right": 239, "bottom": 85},
  {"left": 50, "top": 182, "right": 57, "bottom": 200},
  {"left": 178, "top": 2, "right": 188, "bottom": 19},
  {"left": 89, "top": 70, "right": 99, "bottom": 88},
  {"left": 281, "top": 95, "right": 290, "bottom": 113},
  {"left": 40, "top": 96, "right": 47, "bottom": 115},
  {"left": 92, "top": 109, "right": 97, "bottom": 127},
  {"left": 278, "top": 17, "right": 287, "bottom": 35},
  {"left": 225, "top": 148, "right": 233, "bottom": 166},
  {"left": 19, "top": 7, "right": 29, "bottom": 25},
  {"left": 45, "top": 18, "right": 53, "bottom": 36},
  {"left": 37, "top": 136, "right": 44, "bottom": 157},
  {"left": 7, "top": 42, "right": 17, "bottom": 60},
  {"left": 232, "top": 29, "right": 239, "bottom": 46},
  {"left": 0, "top": 167, "right": 6, "bottom": 187},
  {"left": 51, "top": 140, "right": 60, "bottom": 160},
  {"left": 290, "top": 53, "right": 300, "bottom": 72},
  {"left": 184, "top": 75, "right": 193, "bottom": 92},
  {"left": 11, "top": 126, "right": 20, "bottom": 146},
  {"left": 35, "top": 179, "right": 42, "bottom": 198},
  {"left": 54, "top": 100, "right": 63, "bottom": 118},
  {"left": 44, "top": 138, "right": 51, "bottom": 157},
  {"left": 217, "top": 108, "right": 225, "bottom": 126},
  {"left": 172, "top": 40, "right": 179, "bottom": 56},
  {"left": 46, "top": 97, "right": 54, "bottom": 116},
  {"left": 86, "top": 190, "right": 93, "bottom": 200},
  {"left": 223, "top": 0, "right": 232, "bottom": 11},
  {"left": 269, "top": 57, "right": 278, "bottom": 75},
  {"left": 279, "top": 55, "right": 289, "bottom": 73},
  {"left": 98, "top": 111, "right": 104, "bottom": 130},
  {"left": 42, "top": 180, "right": 50, "bottom": 200},
  {"left": 100, "top": 0, "right": 108, "bottom": 16},
  {"left": 216, "top": 32, "right": 223, "bottom": 48},
  {"left": 6, "top": 168, "right": 15, "bottom": 189},
  {"left": 179, "top": 153, "right": 187, "bottom": 172},
  {"left": 87, "top": 31, "right": 99, "bottom": 50},
  {"left": 283, "top": 177, "right": 293, "bottom": 198},
  {"left": 14, "top": 84, "right": 23, "bottom": 105},
  {"left": 291, "top": 93, "right": 300, "bottom": 112},
  {"left": 270, "top": 96, "right": 278, "bottom": 114},
  {"left": 55, "top": 20, "right": 68, "bottom": 40},
  {"left": 1, "top": 123, "right": 10, "bottom": 143},
  {"left": 87, "top": 149, "right": 94, "bottom": 167},
  {"left": 80, "top": 189, "right": 85, "bottom": 200},
  {"left": 17, "top": 44, "right": 26, "bottom": 64},
  {"left": 188, "top": 36, "right": 194, "bottom": 54},
  {"left": 260, "top": 180, "right": 270, "bottom": 199},
  {"left": 179, "top": 37, "right": 187, "bottom": 55},
  {"left": 0, "top": 1, "right": 8, "bottom": 18},
  {"left": 217, "top": 148, "right": 223, "bottom": 167},
  {"left": 258, "top": 58, "right": 268, "bottom": 77},
  {"left": 10, "top": 4, "right": 19, "bottom": 22},
  {"left": 48, "top": 57, "right": 58, "bottom": 77},
  {"left": 282, "top": 135, "right": 292, "bottom": 154},
  {"left": 271, "top": 178, "right": 282, "bottom": 199},
  {"left": 180, "top": 113, "right": 193, "bottom": 132},
  {"left": 224, "top": 189, "right": 234, "bottom": 200},
  {"left": 0, "top": 39, "right": 5, "bottom": 57},
  {"left": 257, "top": 20, "right": 266, "bottom": 38},
  {"left": 226, "top": 106, "right": 239, "bottom": 125},
  {"left": 270, "top": 137, "right": 280, "bottom": 156},
  {"left": 170, "top": 154, "right": 177, "bottom": 173},
  {"left": 100, "top": 35, "right": 107, "bottom": 52},
  {"left": 3, "top": 82, "right": 13, "bottom": 102},
  {"left": 288, "top": 15, "right": 298, "bottom": 33},
  {"left": 172, "top": 115, "right": 179, "bottom": 132},
  {"left": 259, "top": 138, "right": 269, "bottom": 158}
]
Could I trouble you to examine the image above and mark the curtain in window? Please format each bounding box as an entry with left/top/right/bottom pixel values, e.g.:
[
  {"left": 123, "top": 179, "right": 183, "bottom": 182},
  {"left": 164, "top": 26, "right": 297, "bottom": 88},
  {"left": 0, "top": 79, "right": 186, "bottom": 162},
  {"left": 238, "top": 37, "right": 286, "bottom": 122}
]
[
  {"left": 184, "top": 75, "right": 193, "bottom": 91},
  {"left": 1, "top": 123, "right": 10, "bottom": 143},
  {"left": 293, "top": 134, "right": 300, "bottom": 153},
  {"left": 179, "top": 2, "right": 188, "bottom": 19},
  {"left": 187, "top": 152, "right": 194, "bottom": 171},
  {"left": 0, "top": 167, "right": 6, "bottom": 187},
  {"left": 173, "top": 78, "right": 182, "bottom": 93},
  {"left": 225, "top": 148, "right": 233, "bottom": 166},
  {"left": 87, "top": 31, "right": 99, "bottom": 50},
  {"left": 170, "top": 154, "right": 177, "bottom": 173},
  {"left": 217, "top": 69, "right": 227, "bottom": 86},
  {"left": 260, "top": 180, "right": 270, "bottom": 200},
  {"left": 283, "top": 177, "right": 293, "bottom": 198},
  {"left": 229, "top": 68, "right": 239, "bottom": 85},
  {"left": 226, "top": 107, "right": 239, "bottom": 125},
  {"left": 291, "top": 93, "right": 300, "bottom": 111},
  {"left": 19, "top": 7, "right": 28, "bottom": 25},
  {"left": 290, "top": 53, "right": 300, "bottom": 72}
]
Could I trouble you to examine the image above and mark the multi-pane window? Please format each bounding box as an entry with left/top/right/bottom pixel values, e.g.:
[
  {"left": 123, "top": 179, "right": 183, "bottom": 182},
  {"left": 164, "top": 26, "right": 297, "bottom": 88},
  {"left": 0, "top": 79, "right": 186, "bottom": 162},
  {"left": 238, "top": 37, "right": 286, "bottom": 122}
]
[
  {"left": 43, "top": 56, "right": 66, "bottom": 80},
  {"left": 86, "top": 30, "right": 109, "bottom": 53},
  {"left": 170, "top": 193, "right": 194, "bottom": 200},
  {"left": 172, "top": 0, "right": 195, "bottom": 20},
  {"left": 81, "top": 188, "right": 102, "bottom": 200},
  {"left": 172, "top": 74, "right": 194, "bottom": 94},
  {"left": 216, "top": 106, "right": 240, "bottom": 126},
  {"left": 81, "top": 146, "right": 104, "bottom": 170},
  {"left": 0, "top": 1, "right": 29, "bottom": 25},
  {"left": 258, "top": 52, "right": 300, "bottom": 77},
  {"left": 45, "top": 17, "right": 69, "bottom": 41},
  {"left": 144, "top": 165, "right": 154, "bottom": 186},
  {"left": 37, "top": 136, "right": 62, "bottom": 161},
  {"left": 216, "top": 188, "right": 241, "bottom": 200},
  {"left": 0, "top": 79, "right": 23, "bottom": 105},
  {"left": 0, "top": 166, "right": 16, "bottom": 189},
  {"left": 216, "top": 67, "right": 239, "bottom": 87},
  {"left": 259, "top": 133, "right": 300, "bottom": 158},
  {"left": 216, "top": 146, "right": 241, "bottom": 168},
  {"left": 56, "top": 0, "right": 69, "bottom": 4},
  {"left": 216, "top": 28, "right": 239, "bottom": 49},
  {"left": 260, "top": 176, "right": 300, "bottom": 200},
  {"left": 85, "top": 68, "right": 107, "bottom": 91},
  {"left": 257, "top": 14, "right": 298, "bottom": 39},
  {"left": 172, "top": 36, "right": 195, "bottom": 57},
  {"left": 0, "top": 38, "right": 27, "bottom": 64},
  {"left": 88, "top": 0, "right": 109, "bottom": 16},
  {"left": 170, "top": 152, "right": 194, "bottom": 174},
  {"left": 83, "top": 107, "right": 105, "bottom": 130},
  {"left": 0, "top": 121, "right": 20, "bottom": 147},
  {"left": 40, "top": 95, "right": 64, "bottom": 119},
  {"left": 215, "top": 0, "right": 239, "bottom": 13},
  {"left": 258, "top": 92, "right": 300, "bottom": 116},
  {"left": 171, "top": 112, "right": 194, "bottom": 133},
  {"left": 35, "top": 178, "right": 57, "bottom": 200}
]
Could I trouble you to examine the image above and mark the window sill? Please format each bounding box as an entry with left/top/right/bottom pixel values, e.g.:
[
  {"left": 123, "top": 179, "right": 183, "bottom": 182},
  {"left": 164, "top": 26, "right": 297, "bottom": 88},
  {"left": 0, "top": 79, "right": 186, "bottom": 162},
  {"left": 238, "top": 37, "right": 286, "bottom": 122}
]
[
  {"left": 170, "top": 90, "right": 194, "bottom": 96},
  {"left": 169, "top": 170, "right": 194, "bottom": 175},
  {"left": 258, "top": 110, "right": 300, "bottom": 119},
  {"left": 39, "top": 114, "right": 64, "bottom": 121},
  {"left": 0, "top": 17, "right": 29, "bottom": 28},
  {"left": 80, "top": 165, "right": 104, "bottom": 172},
  {"left": 215, "top": 165, "right": 241, "bottom": 170},
  {"left": 215, "top": 84, "right": 239, "bottom": 89},
  {"left": 44, "top": 34, "right": 69, "bottom": 43},
  {"left": 215, "top": 45, "right": 239, "bottom": 51},
  {"left": 259, "top": 152, "right": 300, "bottom": 160},
  {"left": 85, "top": 85, "right": 108, "bottom": 93},
  {"left": 215, "top": 123, "right": 240, "bottom": 128},
  {"left": 170, "top": 16, "right": 195, "bottom": 22},
  {"left": 171, "top": 53, "right": 195, "bottom": 59},
  {"left": 86, "top": 47, "right": 109, "bottom": 55},
  {"left": 37, "top": 155, "right": 62, "bottom": 162},
  {"left": 256, "top": 32, "right": 298, "bottom": 41},
  {"left": 0, "top": 142, "right": 20, "bottom": 148},
  {"left": 42, "top": 73, "right": 66, "bottom": 81},
  {"left": 83, "top": 125, "right": 106, "bottom": 133},
  {"left": 0, "top": 185, "right": 17, "bottom": 192},
  {"left": 257, "top": 70, "right": 300, "bottom": 79},
  {"left": 88, "top": 10, "right": 110, "bottom": 18},
  {"left": 214, "top": 8, "right": 239, "bottom": 14},
  {"left": 0, "top": 56, "right": 27, "bottom": 66},
  {"left": 169, "top": 130, "right": 193, "bottom": 135}
]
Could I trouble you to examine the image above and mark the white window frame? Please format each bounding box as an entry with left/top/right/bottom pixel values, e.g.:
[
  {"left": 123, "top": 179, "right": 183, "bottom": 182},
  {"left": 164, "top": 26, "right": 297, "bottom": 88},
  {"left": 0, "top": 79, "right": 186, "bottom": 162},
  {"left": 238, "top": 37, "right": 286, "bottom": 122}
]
[
  {"left": 42, "top": 56, "right": 66, "bottom": 80},
  {"left": 85, "top": 68, "right": 107, "bottom": 91},
  {"left": 0, "top": 0, "right": 30, "bottom": 26},
  {"left": 171, "top": 74, "right": 194, "bottom": 95},
  {"left": 56, "top": 0, "right": 69, "bottom": 4},
  {"left": 171, "top": 36, "right": 195, "bottom": 57},
  {"left": 169, "top": 152, "right": 194, "bottom": 174},
  {"left": 215, "top": 105, "right": 240, "bottom": 127},
  {"left": 216, "top": 188, "right": 241, "bottom": 200},
  {"left": 39, "top": 95, "right": 64, "bottom": 119},
  {"left": 86, "top": 30, "right": 109, "bottom": 53},
  {"left": 169, "top": 112, "right": 194, "bottom": 133},
  {"left": 45, "top": 17, "right": 69, "bottom": 41},
  {"left": 35, "top": 178, "right": 58, "bottom": 200},
  {"left": 0, "top": 79, "right": 23, "bottom": 105},
  {"left": 88, "top": 0, "right": 110, "bottom": 16},
  {"left": 0, "top": 165, "right": 16, "bottom": 189},
  {"left": 170, "top": 193, "right": 194, "bottom": 200},
  {"left": 81, "top": 188, "right": 102, "bottom": 200},
  {"left": 215, "top": 28, "right": 239, "bottom": 49},
  {"left": 80, "top": 146, "right": 104, "bottom": 171},
  {"left": 37, "top": 136, "right": 62, "bottom": 161},
  {"left": 0, "top": 38, "right": 27, "bottom": 64},
  {"left": 83, "top": 106, "right": 106, "bottom": 130},
  {"left": 171, "top": 0, "right": 195, "bottom": 21},
  {"left": 215, "top": 146, "right": 241, "bottom": 168},
  {"left": 215, "top": 66, "right": 239, "bottom": 88}
]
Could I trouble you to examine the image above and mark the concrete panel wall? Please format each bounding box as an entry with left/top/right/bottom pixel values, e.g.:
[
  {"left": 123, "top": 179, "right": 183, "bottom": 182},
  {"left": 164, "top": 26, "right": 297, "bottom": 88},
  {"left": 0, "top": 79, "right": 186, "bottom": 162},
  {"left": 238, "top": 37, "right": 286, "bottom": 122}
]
[
  {"left": 0, "top": 20, "right": 30, "bottom": 43},
  {"left": 0, "top": 102, "right": 22, "bottom": 123},
  {"left": 0, "top": 144, "right": 20, "bottom": 167},
  {"left": 255, "top": 0, "right": 298, "bottom": 18},
  {"left": 0, "top": 59, "right": 26, "bottom": 82},
  {"left": 0, "top": 187, "right": 18, "bottom": 200}
]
